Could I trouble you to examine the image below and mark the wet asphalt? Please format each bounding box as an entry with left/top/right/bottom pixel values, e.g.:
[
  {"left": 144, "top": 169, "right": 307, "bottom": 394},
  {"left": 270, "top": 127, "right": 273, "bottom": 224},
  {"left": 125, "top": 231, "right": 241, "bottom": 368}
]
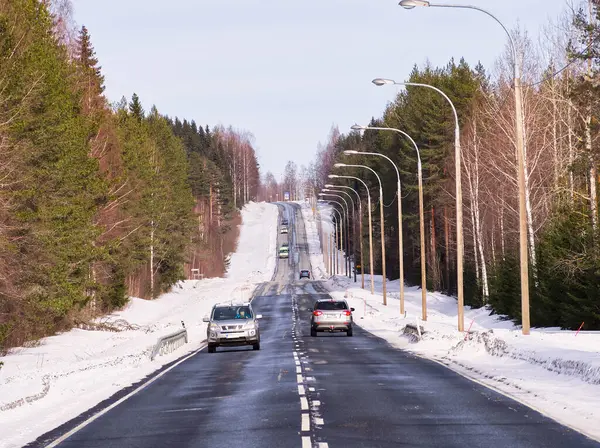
[{"left": 34, "top": 202, "right": 599, "bottom": 448}]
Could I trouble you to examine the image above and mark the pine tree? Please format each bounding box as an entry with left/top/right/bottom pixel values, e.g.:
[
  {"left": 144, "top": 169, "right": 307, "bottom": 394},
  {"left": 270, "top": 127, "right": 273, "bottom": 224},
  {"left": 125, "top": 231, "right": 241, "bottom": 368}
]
[
  {"left": 129, "top": 93, "right": 144, "bottom": 120},
  {"left": 74, "top": 25, "right": 105, "bottom": 113}
]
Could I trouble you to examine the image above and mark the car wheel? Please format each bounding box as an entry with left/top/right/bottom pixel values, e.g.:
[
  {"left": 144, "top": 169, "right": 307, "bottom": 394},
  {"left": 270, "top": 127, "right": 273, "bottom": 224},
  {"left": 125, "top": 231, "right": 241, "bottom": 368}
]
[
  {"left": 347, "top": 326, "right": 353, "bottom": 337},
  {"left": 208, "top": 344, "right": 217, "bottom": 353},
  {"left": 310, "top": 327, "right": 317, "bottom": 337},
  {"left": 253, "top": 342, "right": 261, "bottom": 350}
]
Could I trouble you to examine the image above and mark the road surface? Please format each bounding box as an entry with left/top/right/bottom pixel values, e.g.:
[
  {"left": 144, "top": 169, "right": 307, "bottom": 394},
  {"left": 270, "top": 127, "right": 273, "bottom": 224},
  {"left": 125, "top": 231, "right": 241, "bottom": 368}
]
[{"left": 32, "top": 202, "right": 599, "bottom": 448}]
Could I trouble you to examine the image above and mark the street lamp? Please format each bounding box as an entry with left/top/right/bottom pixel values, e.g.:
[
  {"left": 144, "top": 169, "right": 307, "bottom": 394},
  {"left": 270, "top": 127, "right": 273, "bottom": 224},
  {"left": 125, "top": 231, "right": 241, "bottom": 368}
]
[
  {"left": 329, "top": 174, "right": 375, "bottom": 294},
  {"left": 398, "top": 0, "right": 529, "bottom": 335},
  {"left": 351, "top": 125, "right": 427, "bottom": 320},
  {"left": 343, "top": 144, "right": 405, "bottom": 316},
  {"left": 323, "top": 188, "right": 357, "bottom": 281},
  {"left": 320, "top": 192, "right": 351, "bottom": 278},
  {"left": 319, "top": 196, "right": 346, "bottom": 276},
  {"left": 317, "top": 199, "right": 336, "bottom": 275},
  {"left": 326, "top": 183, "right": 365, "bottom": 289},
  {"left": 334, "top": 162, "right": 388, "bottom": 305},
  {"left": 373, "top": 77, "right": 464, "bottom": 331}
]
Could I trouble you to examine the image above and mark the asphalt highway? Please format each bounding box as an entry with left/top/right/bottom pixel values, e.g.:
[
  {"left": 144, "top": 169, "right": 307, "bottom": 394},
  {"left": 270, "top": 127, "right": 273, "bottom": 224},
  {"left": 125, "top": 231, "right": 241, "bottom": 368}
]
[{"left": 33, "top": 202, "right": 599, "bottom": 448}]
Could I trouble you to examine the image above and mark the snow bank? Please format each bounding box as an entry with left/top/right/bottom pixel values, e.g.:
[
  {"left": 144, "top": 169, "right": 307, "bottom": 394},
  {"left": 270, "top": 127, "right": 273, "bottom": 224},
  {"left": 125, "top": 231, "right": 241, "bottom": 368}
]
[
  {"left": 300, "top": 202, "right": 327, "bottom": 279},
  {"left": 0, "top": 202, "right": 278, "bottom": 448},
  {"left": 321, "top": 274, "right": 600, "bottom": 441},
  {"left": 226, "top": 201, "right": 278, "bottom": 285}
]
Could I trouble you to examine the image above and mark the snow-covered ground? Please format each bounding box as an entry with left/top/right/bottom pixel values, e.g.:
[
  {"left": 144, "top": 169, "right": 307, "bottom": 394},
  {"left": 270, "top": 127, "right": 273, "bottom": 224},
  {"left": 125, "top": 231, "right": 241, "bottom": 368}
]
[
  {"left": 0, "top": 201, "right": 278, "bottom": 448},
  {"left": 324, "top": 270, "right": 600, "bottom": 441}
]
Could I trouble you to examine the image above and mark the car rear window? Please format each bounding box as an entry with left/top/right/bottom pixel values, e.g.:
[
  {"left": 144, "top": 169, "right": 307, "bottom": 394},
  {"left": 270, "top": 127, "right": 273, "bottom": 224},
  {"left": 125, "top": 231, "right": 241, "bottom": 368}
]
[{"left": 315, "top": 301, "right": 348, "bottom": 311}]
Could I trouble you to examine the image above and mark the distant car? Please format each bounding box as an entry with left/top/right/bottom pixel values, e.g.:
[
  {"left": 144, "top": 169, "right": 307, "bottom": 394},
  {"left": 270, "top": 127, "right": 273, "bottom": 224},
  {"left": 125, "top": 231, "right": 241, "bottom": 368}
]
[
  {"left": 279, "top": 247, "right": 289, "bottom": 258},
  {"left": 280, "top": 226, "right": 288, "bottom": 234},
  {"left": 203, "top": 302, "right": 262, "bottom": 353},
  {"left": 299, "top": 270, "right": 311, "bottom": 280},
  {"left": 281, "top": 219, "right": 289, "bottom": 226},
  {"left": 281, "top": 242, "right": 289, "bottom": 248},
  {"left": 310, "top": 298, "right": 354, "bottom": 337}
]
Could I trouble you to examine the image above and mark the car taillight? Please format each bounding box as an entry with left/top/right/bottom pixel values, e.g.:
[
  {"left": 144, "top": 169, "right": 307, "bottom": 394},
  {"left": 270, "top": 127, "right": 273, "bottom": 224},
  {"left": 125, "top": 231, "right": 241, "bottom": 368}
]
[
  {"left": 343, "top": 310, "right": 352, "bottom": 316},
  {"left": 313, "top": 310, "right": 323, "bottom": 316}
]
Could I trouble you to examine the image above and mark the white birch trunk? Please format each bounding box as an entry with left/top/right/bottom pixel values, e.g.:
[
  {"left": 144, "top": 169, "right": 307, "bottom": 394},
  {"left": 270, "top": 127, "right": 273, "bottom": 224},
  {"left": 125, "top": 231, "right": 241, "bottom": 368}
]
[
  {"left": 586, "top": 115, "right": 598, "bottom": 229},
  {"left": 520, "top": 91, "right": 538, "bottom": 274},
  {"left": 150, "top": 220, "right": 154, "bottom": 298},
  {"left": 500, "top": 202, "right": 506, "bottom": 261},
  {"left": 473, "top": 132, "right": 489, "bottom": 299},
  {"left": 568, "top": 100, "right": 575, "bottom": 202}
]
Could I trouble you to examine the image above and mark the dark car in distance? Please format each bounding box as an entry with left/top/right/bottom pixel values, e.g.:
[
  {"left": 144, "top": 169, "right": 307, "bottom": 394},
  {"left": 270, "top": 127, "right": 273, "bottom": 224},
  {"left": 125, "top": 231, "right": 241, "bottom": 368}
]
[{"left": 299, "top": 269, "right": 310, "bottom": 279}]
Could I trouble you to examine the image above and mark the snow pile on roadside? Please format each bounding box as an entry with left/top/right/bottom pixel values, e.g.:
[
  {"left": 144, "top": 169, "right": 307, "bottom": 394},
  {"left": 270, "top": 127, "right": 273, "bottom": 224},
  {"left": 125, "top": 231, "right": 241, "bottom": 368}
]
[
  {"left": 227, "top": 201, "right": 278, "bottom": 286},
  {"left": 0, "top": 202, "right": 278, "bottom": 448},
  {"left": 322, "top": 274, "right": 600, "bottom": 441},
  {"left": 300, "top": 202, "right": 327, "bottom": 279}
]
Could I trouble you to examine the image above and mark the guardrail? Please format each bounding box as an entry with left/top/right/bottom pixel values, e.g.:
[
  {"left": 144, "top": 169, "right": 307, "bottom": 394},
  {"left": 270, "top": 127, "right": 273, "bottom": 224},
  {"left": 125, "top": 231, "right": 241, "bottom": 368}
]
[{"left": 150, "top": 327, "right": 188, "bottom": 361}]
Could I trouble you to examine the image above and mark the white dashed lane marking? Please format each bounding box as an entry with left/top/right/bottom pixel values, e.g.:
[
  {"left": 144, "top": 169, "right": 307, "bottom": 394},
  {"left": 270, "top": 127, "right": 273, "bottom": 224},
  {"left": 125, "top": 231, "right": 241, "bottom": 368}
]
[
  {"left": 301, "top": 413, "right": 310, "bottom": 431},
  {"left": 300, "top": 397, "right": 309, "bottom": 410}
]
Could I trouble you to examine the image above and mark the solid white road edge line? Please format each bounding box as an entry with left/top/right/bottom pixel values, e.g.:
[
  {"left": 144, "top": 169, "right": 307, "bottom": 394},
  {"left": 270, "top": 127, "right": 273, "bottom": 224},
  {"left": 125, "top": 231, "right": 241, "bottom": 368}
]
[{"left": 45, "top": 343, "right": 208, "bottom": 448}]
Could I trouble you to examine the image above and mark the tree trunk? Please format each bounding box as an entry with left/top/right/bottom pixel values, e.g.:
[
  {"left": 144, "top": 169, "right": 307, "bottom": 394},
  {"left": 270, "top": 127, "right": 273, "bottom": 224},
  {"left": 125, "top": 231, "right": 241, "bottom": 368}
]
[
  {"left": 444, "top": 206, "right": 450, "bottom": 294},
  {"left": 472, "top": 129, "right": 489, "bottom": 300},
  {"left": 521, "top": 96, "right": 538, "bottom": 275},
  {"left": 568, "top": 101, "right": 575, "bottom": 202},
  {"left": 150, "top": 220, "right": 155, "bottom": 298},
  {"left": 586, "top": 115, "right": 598, "bottom": 229},
  {"left": 500, "top": 200, "right": 506, "bottom": 261},
  {"left": 430, "top": 207, "right": 439, "bottom": 290}
]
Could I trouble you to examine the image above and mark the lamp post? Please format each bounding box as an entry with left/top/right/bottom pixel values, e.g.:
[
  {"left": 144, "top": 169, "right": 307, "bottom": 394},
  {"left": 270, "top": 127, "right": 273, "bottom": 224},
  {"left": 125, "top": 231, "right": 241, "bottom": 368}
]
[
  {"left": 373, "top": 77, "right": 464, "bottom": 330},
  {"left": 323, "top": 189, "right": 357, "bottom": 281},
  {"left": 320, "top": 192, "right": 351, "bottom": 278},
  {"left": 344, "top": 142, "right": 406, "bottom": 315},
  {"left": 351, "top": 125, "right": 427, "bottom": 320},
  {"left": 398, "top": 0, "right": 529, "bottom": 335},
  {"left": 319, "top": 200, "right": 347, "bottom": 275},
  {"left": 326, "top": 183, "right": 365, "bottom": 289},
  {"left": 319, "top": 197, "right": 347, "bottom": 277},
  {"left": 329, "top": 174, "right": 375, "bottom": 294},
  {"left": 334, "top": 163, "right": 387, "bottom": 306}
]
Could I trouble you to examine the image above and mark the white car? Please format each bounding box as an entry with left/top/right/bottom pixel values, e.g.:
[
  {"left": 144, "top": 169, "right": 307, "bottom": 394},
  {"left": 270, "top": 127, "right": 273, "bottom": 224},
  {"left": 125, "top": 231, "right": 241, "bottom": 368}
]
[
  {"left": 204, "top": 302, "right": 262, "bottom": 353},
  {"left": 280, "top": 226, "right": 288, "bottom": 234}
]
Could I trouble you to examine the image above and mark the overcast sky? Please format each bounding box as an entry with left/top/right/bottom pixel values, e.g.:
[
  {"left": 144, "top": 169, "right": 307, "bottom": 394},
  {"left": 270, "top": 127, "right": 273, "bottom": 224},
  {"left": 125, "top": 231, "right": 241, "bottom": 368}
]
[{"left": 73, "top": 0, "right": 570, "bottom": 178}]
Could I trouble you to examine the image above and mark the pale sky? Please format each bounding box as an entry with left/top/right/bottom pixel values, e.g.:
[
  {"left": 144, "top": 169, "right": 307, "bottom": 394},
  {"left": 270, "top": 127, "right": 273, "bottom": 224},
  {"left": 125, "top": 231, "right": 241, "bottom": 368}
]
[{"left": 73, "top": 0, "right": 570, "bottom": 178}]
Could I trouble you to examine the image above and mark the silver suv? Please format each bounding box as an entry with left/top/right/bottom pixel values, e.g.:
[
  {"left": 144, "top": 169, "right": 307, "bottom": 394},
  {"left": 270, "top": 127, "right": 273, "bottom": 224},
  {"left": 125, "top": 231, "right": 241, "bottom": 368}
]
[
  {"left": 203, "top": 302, "right": 262, "bottom": 353},
  {"left": 310, "top": 298, "right": 354, "bottom": 337}
]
